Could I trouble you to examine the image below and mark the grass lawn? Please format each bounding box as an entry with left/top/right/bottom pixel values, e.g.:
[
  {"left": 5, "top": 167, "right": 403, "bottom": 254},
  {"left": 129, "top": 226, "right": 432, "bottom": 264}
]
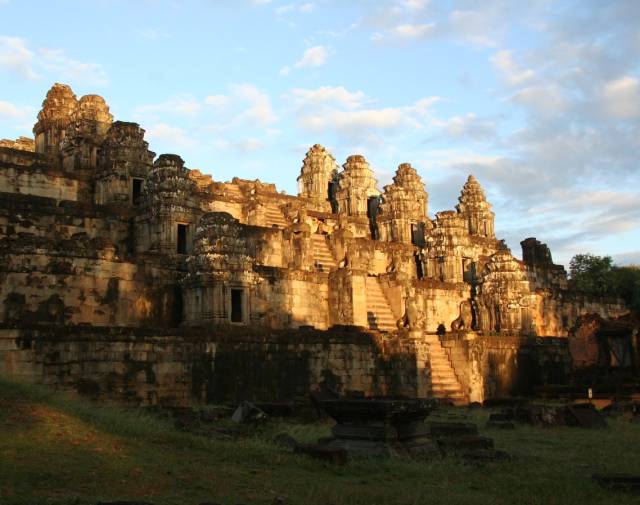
[{"left": 0, "top": 377, "right": 639, "bottom": 505}]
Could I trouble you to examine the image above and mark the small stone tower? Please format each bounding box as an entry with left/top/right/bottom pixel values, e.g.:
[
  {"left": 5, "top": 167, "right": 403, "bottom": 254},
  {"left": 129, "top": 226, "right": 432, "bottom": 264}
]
[
  {"left": 95, "top": 121, "right": 155, "bottom": 205},
  {"left": 334, "top": 155, "right": 380, "bottom": 217},
  {"left": 456, "top": 175, "right": 495, "bottom": 239},
  {"left": 297, "top": 144, "right": 338, "bottom": 212},
  {"left": 61, "top": 94, "right": 113, "bottom": 171},
  {"left": 135, "top": 154, "right": 202, "bottom": 255},
  {"left": 33, "top": 83, "right": 78, "bottom": 159},
  {"left": 378, "top": 163, "right": 429, "bottom": 244}
]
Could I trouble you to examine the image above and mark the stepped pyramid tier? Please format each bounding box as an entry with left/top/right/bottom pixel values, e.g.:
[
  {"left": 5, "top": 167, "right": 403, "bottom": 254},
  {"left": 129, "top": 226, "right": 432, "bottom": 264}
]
[
  {"left": 379, "top": 163, "right": 431, "bottom": 244},
  {"left": 67, "top": 94, "right": 113, "bottom": 140},
  {"left": 95, "top": 121, "right": 155, "bottom": 205},
  {"left": 33, "top": 83, "right": 78, "bottom": 157},
  {"left": 143, "top": 154, "right": 199, "bottom": 207},
  {"left": 61, "top": 94, "right": 114, "bottom": 171},
  {"left": 476, "top": 248, "right": 535, "bottom": 335},
  {"left": 334, "top": 154, "right": 380, "bottom": 217},
  {"left": 98, "top": 122, "right": 154, "bottom": 170},
  {"left": 297, "top": 144, "right": 339, "bottom": 210},
  {"left": 456, "top": 175, "right": 495, "bottom": 238}
]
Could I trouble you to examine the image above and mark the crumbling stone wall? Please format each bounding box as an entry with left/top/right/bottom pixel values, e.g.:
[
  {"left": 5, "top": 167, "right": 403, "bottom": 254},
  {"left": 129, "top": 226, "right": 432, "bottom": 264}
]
[{"left": 0, "top": 327, "right": 427, "bottom": 406}]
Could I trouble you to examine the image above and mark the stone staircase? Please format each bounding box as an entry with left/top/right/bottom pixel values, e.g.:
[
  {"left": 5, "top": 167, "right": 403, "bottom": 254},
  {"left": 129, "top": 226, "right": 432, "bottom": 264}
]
[
  {"left": 365, "top": 276, "right": 397, "bottom": 332},
  {"left": 264, "top": 204, "right": 288, "bottom": 228},
  {"left": 311, "top": 234, "right": 336, "bottom": 272},
  {"left": 423, "top": 333, "right": 467, "bottom": 404}
]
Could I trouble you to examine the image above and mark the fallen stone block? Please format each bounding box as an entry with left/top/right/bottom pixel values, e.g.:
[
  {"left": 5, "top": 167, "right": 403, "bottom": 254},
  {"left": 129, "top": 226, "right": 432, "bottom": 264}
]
[{"left": 231, "top": 401, "right": 268, "bottom": 424}]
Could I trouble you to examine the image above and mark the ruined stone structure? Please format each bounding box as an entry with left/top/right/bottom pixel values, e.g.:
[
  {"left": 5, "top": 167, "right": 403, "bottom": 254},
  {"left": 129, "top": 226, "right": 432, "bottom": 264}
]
[{"left": 0, "top": 84, "right": 631, "bottom": 406}]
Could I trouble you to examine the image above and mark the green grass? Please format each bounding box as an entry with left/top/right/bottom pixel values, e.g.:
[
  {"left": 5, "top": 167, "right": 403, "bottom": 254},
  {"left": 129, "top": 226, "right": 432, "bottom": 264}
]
[{"left": 1, "top": 378, "right": 639, "bottom": 505}]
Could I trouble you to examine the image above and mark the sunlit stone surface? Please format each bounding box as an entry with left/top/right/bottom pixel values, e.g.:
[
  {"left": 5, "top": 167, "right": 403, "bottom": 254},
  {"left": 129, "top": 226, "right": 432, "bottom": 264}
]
[{"left": 0, "top": 84, "right": 631, "bottom": 406}]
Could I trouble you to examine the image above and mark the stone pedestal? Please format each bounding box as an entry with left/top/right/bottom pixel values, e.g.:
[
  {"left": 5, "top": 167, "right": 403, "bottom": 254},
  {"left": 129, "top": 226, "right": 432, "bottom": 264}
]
[{"left": 318, "top": 398, "right": 439, "bottom": 458}]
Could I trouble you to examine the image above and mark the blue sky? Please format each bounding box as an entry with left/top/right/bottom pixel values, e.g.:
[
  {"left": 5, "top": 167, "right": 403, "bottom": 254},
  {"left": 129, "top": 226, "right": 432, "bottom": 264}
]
[{"left": 1, "top": 0, "right": 639, "bottom": 267}]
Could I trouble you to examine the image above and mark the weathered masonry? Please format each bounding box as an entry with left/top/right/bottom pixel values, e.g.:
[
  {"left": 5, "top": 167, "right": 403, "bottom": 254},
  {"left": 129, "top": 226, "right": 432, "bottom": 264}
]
[{"left": 0, "top": 84, "right": 630, "bottom": 405}]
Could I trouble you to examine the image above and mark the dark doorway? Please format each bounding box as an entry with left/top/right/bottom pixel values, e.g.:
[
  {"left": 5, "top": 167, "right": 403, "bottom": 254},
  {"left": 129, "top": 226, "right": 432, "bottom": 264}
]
[
  {"left": 231, "top": 289, "right": 243, "bottom": 323},
  {"left": 411, "top": 222, "right": 426, "bottom": 247},
  {"left": 415, "top": 253, "right": 424, "bottom": 279},
  {"left": 172, "top": 285, "right": 183, "bottom": 327},
  {"left": 367, "top": 196, "right": 381, "bottom": 240},
  {"left": 177, "top": 224, "right": 188, "bottom": 254},
  {"left": 132, "top": 178, "right": 143, "bottom": 206}
]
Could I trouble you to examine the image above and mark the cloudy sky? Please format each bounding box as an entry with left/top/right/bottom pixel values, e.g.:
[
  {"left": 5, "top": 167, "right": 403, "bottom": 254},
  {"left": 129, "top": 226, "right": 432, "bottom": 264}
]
[{"left": 1, "top": 0, "right": 639, "bottom": 266}]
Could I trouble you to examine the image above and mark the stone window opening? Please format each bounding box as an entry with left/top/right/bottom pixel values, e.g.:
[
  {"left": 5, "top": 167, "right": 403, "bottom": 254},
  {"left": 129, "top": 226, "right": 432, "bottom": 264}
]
[
  {"left": 415, "top": 253, "right": 425, "bottom": 279},
  {"left": 177, "top": 223, "right": 188, "bottom": 254},
  {"left": 132, "top": 178, "right": 143, "bottom": 206},
  {"left": 231, "top": 288, "right": 244, "bottom": 323},
  {"left": 437, "top": 256, "right": 446, "bottom": 282}
]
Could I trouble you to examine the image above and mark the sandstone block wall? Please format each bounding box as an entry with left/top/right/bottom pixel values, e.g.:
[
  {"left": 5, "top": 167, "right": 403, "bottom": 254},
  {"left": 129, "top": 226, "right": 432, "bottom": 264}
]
[{"left": 0, "top": 327, "right": 428, "bottom": 406}]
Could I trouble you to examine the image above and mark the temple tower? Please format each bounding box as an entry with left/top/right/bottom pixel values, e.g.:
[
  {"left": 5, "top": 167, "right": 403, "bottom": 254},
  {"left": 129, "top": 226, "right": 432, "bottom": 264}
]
[
  {"left": 135, "top": 154, "right": 203, "bottom": 255},
  {"left": 95, "top": 121, "right": 155, "bottom": 205},
  {"left": 297, "top": 144, "right": 338, "bottom": 212},
  {"left": 33, "top": 83, "right": 78, "bottom": 159},
  {"left": 378, "top": 163, "right": 429, "bottom": 244},
  {"left": 334, "top": 155, "right": 380, "bottom": 217},
  {"left": 61, "top": 94, "right": 113, "bottom": 171},
  {"left": 456, "top": 175, "right": 495, "bottom": 239}
]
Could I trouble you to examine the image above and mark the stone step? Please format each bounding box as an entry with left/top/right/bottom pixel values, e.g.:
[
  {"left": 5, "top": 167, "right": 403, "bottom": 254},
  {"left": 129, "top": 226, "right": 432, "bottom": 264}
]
[
  {"left": 264, "top": 207, "right": 288, "bottom": 227},
  {"left": 312, "top": 235, "right": 337, "bottom": 269},
  {"left": 430, "top": 363, "right": 456, "bottom": 370},
  {"left": 418, "top": 335, "right": 467, "bottom": 404},
  {"left": 365, "top": 277, "right": 396, "bottom": 332}
]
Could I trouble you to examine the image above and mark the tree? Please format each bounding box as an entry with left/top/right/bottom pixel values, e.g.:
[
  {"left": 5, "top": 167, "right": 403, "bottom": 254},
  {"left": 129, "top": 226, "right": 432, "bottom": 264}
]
[
  {"left": 569, "top": 254, "right": 615, "bottom": 297},
  {"left": 569, "top": 254, "right": 640, "bottom": 314},
  {"left": 611, "top": 265, "right": 640, "bottom": 314}
]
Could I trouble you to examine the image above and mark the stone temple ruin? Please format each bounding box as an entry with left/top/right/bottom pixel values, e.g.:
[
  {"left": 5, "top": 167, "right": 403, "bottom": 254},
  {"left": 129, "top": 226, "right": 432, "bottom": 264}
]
[{"left": 0, "top": 84, "right": 632, "bottom": 406}]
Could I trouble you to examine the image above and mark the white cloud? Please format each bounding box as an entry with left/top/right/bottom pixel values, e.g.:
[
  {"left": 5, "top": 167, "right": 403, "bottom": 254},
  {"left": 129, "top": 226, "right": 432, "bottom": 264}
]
[
  {"left": 146, "top": 123, "right": 197, "bottom": 150},
  {"left": 491, "top": 50, "right": 535, "bottom": 87},
  {"left": 0, "top": 100, "right": 33, "bottom": 120},
  {"left": 391, "top": 23, "right": 435, "bottom": 39},
  {"left": 0, "top": 36, "right": 107, "bottom": 85},
  {"left": 289, "top": 85, "right": 440, "bottom": 142},
  {"left": 294, "top": 45, "right": 328, "bottom": 69},
  {"left": 37, "top": 47, "right": 108, "bottom": 86},
  {"left": 402, "top": 0, "right": 429, "bottom": 12},
  {"left": 275, "top": 4, "right": 294, "bottom": 15},
  {"left": 601, "top": 76, "right": 640, "bottom": 119},
  {"left": 230, "top": 83, "right": 277, "bottom": 126},
  {"left": 509, "top": 85, "right": 567, "bottom": 115},
  {"left": 235, "top": 138, "right": 264, "bottom": 152},
  {"left": 437, "top": 113, "right": 497, "bottom": 141},
  {"left": 204, "top": 94, "right": 231, "bottom": 108},
  {"left": 299, "top": 3, "right": 315, "bottom": 13},
  {"left": 288, "top": 86, "right": 366, "bottom": 109},
  {"left": 0, "top": 36, "right": 37, "bottom": 79},
  {"left": 135, "top": 95, "right": 202, "bottom": 119},
  {"left": 449, "top": 10, "right": 499, "bottom": 47}
]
